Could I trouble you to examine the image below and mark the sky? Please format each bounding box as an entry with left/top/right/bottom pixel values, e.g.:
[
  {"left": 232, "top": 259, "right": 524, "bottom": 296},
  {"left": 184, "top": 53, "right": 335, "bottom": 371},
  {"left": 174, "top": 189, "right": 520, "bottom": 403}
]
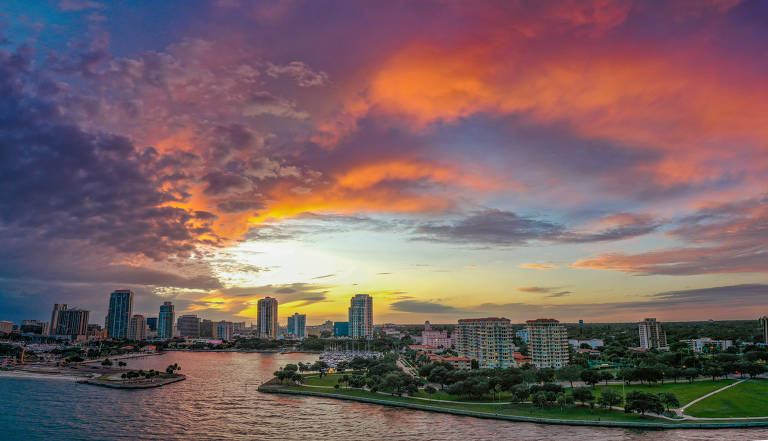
[{"left": 0, "top": 0, "right": 766, "bottom": 326}]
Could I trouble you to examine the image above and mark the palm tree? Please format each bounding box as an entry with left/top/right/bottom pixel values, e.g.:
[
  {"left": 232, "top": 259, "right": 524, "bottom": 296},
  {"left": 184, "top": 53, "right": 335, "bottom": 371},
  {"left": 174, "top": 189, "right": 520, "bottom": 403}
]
[{"left": 292, "top": 373, "right": 303, "bottom": 385}]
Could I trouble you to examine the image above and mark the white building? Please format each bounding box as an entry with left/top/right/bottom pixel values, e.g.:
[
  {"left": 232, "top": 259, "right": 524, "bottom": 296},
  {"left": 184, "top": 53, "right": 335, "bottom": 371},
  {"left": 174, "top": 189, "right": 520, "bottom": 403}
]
[
  {"left": 526, "top": 318, "right": 569, "bottom": 369},
  {"left": 681, "top": 338, "right": 733, "bottom": 353},
  {"left": 568, "top": 338, "right": 604, "bottom": 349},
  {"left": 638, "top": 318, "right": 668, "bottom": 349}
]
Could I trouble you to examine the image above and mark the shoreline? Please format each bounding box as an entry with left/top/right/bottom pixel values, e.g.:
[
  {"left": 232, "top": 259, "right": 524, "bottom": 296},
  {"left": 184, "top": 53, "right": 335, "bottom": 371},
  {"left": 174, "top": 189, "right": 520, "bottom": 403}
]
[
  {"left": 0, "top": 370, "right": 94, "bottom": 381},
  {"left": 82, "top": 374, "right": 186, "bottom": 389},
  {"left": 258, "top": 384, "right": 768, "bottom": 430}
]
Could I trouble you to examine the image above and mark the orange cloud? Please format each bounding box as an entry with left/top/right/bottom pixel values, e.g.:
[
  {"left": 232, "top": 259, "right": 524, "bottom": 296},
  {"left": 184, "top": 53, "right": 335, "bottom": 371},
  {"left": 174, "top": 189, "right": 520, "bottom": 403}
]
[{"left": 520, "top": 263, "right": 557, "bottom": 270}]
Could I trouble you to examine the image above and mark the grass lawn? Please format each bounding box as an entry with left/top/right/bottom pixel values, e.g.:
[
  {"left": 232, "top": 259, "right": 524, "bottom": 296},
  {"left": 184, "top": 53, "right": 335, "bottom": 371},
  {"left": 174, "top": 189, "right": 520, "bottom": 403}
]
[
  {"left": 596, "top": 379, "right": 736, "bottom": 406},
  {"left": 685, "top": 379, "right": 768, "bottom": 418},
  {"left": 411, "top": 389, "right": 509, "bottom": 402},
  {"left": 282, "top": 386, "right": 673, "bottom": 424}
]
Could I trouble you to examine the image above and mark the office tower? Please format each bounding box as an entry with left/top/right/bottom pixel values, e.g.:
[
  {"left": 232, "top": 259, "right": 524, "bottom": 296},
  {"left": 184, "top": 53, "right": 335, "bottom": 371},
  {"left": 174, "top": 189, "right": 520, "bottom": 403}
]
[
  {"left": 760, "top": 316, "right": 768, "bottom": 344},
  {"left": 348, "top": 294, "right": 373, "bottom": 339},
  {"left": 51, "top": 307, "right": 89, "bottom": 340},
  {"left": 158, "top": 302, "right": 175, "bottom": 340},
  {"left": 146, "top": 317, "right": 158, "bottom": 332},
  {"left": 127, "top": 315, "right": 147, "bottom": 340},
  {"left": 49, "top": 304, "right": 67, "bottom": 336},
  {"left": 287, "top": 313, "right": 306, "bottom": 338},
  {"left": 455, "top": 317, "right": 514, "bottom": 368},
  {"left": 106, "top": 289, "right": 134, "bottom": 339},
  {"left": 526, "top": 318, "right": 569, "bottom": 368},
  {"left": 334, "top": 321, "right": 349, "bottom": 337},
  {"left": 638, "top": 318, "right": 668, "bottom": 349},
  {"left": 176, "top": 315, "right": 200, "bottom": 338},
  {"left": 200, "top": 319, "right": 215, "bottom": 338},
  {"left": 257, "top": 297, "right": 278, "bottom": 339},
  {"left": 216, "top": 321, "right": 233, "bottom": 341}
]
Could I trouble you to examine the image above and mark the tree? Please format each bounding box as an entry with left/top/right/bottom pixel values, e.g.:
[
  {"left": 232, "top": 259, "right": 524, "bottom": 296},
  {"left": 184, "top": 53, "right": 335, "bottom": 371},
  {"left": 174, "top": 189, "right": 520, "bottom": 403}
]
[
  {"left": 336, "top": 361, "right": 349, "bottom": 373},
  {"left": 580, "top": 369, "right": 600, "bottom": 387},
  {"left": 470, "top": 359, "right": 479, "bottom": 370},
  {"left": 624, "top": 391, "right": 664, "bottom": 415},
  {"left": 598, "top": 370, "right": 614, "bottom": 385},
  {"left": 703, "top": 363, "right": 724, "bottom": 382},
  {"left": 683, "top": 368, "right": 698, "bottom": 383},
  {"left": 572, "top": 387, "right": 594, "bottom": 406},
  {"left": 597, "top": 389, "right": 623, "bottom": 409},
  {"left": 166, "top": 363, "right": 181, "bottom": 375},
  {"left": 556, "top": 365, "right": 582, "bottom": 388},
  {"left": 118, "top": 361, "right": 127, "bottom": 370},
  {"left": 510, "top": 385, "right": 530, "bottom": 403},
  {"left": 660, "top": 392, "right": 679, "bottom": 412},
  {"left": 101, "top": 358, "right": 113, "bottom": 367},
  {"left": 424, "top": 385, "right": 437, "bottom": 395},
  {"left": 531, "top": 391, "right": 548, "bottom": 408},
  {"left": 535, "top": 368, "right": 555, "bottom": 384}
]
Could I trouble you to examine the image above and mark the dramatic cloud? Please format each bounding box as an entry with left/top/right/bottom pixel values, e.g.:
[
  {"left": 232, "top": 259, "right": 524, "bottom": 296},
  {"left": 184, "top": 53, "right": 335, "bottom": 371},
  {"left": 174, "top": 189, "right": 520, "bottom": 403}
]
[{"left": 389, "top": 300, "right": 464, "bottom": 314}]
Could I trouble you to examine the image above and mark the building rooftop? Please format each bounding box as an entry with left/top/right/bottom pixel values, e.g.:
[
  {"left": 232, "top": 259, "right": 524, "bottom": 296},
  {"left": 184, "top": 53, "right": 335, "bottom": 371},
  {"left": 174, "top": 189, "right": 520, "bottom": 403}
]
[{"left": 458, "top": 317, "right": 510, "bottom": 323}]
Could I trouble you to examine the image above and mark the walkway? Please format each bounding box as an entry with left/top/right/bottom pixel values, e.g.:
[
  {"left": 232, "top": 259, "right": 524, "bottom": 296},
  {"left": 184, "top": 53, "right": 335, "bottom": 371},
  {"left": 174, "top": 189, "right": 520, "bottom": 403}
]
[{"left": 676, "top": 379, "right": 745, "bottom": 418}]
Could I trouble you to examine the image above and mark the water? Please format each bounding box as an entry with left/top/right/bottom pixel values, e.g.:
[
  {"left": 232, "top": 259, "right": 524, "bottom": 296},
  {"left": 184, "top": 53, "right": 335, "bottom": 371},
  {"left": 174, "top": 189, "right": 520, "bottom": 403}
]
[{"left": 1, "top": 352, "right": 766, "bottom": 440}]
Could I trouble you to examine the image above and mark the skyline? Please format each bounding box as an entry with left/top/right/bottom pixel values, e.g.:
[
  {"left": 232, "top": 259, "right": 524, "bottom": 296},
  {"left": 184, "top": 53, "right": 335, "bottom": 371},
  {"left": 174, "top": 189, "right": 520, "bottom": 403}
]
[{"left": 1, "top": 0, "right": 767, "bottom": 325}]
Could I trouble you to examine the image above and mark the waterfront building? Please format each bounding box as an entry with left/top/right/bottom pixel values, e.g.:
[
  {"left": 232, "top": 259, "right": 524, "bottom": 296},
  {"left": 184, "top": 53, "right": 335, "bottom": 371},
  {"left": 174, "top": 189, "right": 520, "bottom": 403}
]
[
  {"left": 177, "top": 315, "right": 200, "bottom": 338},
  {"left": 348, "top": 294, "right": 373, "bottom": 339},
  {"left": 51, "top": 306, "right": 89, "bottom": 340},
  {"left": 158, "top": 302, "right": 175, "bottom": 340},
  {"left": 760, "top": 316, "right": 768, "bottom": 344},
  {"left": 20, "top": 320, "right": 48, "bottom": 335},
  {"left": 216, "top": 321, "right": 234, "bottom": 341},
  {"left": 257, "top": 297, "right": 279, "bottom": 339},
  {"left": 526, "top": 318, "right": 569, "bottom": 369},
  {"left": 146, "top": 317, "right": 158, "bottom": 331},
  {"left": 49, "top": 304, "right": 67, "bottom": 336},
  {"left": 422, "top": 321, "right": 453, "bottom": 348},
  {"left": 568, "top": 338, "right": 604, "bottom": 349},
  {"left": 128, "top": 315, "right": 147, "bottom": 341},
  {"left": 0, "top": 321, "right": 13, "bottom": 334},
  {"left": 638, "top": 318, "right": 668, "bottom": 349},
  {"left": 106, "top": 289, "right": 134, "bottom": 339},
  {"left": 307, "top": 320, "right": 334, "bottom": 337},
  {"left": 455, "top": 317, "right": 514, "bottom": 368},
  {"left": 516, "top": 328, "right": 530, "bottom": 344},
  {"left": 232, "top": 322, "right": 246, "bottom": 335},
  {"left": 287, "top": 313, "right": 306, "bottom": 338},
  {"left": 334, "top": 321, "right": 349, "bottom": 337},
  {"left": 200, "top": 319, "right": 215, "bottom": 338},
  {"left": 680, "top": 338, "right": 733, "bottom": 353}
]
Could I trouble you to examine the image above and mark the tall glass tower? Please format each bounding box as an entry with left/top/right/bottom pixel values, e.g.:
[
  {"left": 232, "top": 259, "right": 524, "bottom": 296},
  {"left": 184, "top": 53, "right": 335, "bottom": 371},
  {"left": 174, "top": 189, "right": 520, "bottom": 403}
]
[
  {"left": 158, "top": 301, "right": 175, "bottom": 340},
  {"left": 106, "top": 290, "right": 134, "bottom": 339},
  {"left": 348, "top": 294, "right": 373, "bottom": 339}
]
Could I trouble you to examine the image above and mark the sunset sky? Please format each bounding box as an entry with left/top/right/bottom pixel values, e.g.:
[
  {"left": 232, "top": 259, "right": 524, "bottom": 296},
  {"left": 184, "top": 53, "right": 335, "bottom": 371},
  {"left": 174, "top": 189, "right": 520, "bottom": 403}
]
[{"left": 1, "top": 0, "right": 766, "bottom": 326}]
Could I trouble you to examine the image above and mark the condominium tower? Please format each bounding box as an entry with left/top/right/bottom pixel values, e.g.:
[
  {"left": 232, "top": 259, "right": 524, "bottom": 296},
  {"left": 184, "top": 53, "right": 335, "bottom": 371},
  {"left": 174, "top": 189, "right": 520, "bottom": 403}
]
[
  {"left": 638, "top": 318, "right": 668, "bottom": 349},
  {"left": 49, "top": 304, "right": 89, "bottom": 340},
  {"left": 158, "top": 301, "right": 175, "bottom": 340},
  {"left": 287, "top": 313, "right": 306, "bottom": 338},
  {"left": 127, "top": 314, "right": 147, "bottom": 341},
  {"left": 526, "top": 318, "right": 569, "bottom": 369},
  {"left": 106, "top": 289, "right": 134, "bottom": 339},
  {"left": 348, "top": 294, "right": 373, "bottom": 339},
  {"left": 455, "top": 317, "right": 514, "bottom": 368},
  {"left": 257, "top": 297, "right": 279, "bottom": 339}
]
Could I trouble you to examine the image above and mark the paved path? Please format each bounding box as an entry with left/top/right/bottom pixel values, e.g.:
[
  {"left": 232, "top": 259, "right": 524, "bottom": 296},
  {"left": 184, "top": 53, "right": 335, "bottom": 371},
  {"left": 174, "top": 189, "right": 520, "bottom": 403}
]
[{"left": 677, "top": 379, "right": 745, "bottom": 417}]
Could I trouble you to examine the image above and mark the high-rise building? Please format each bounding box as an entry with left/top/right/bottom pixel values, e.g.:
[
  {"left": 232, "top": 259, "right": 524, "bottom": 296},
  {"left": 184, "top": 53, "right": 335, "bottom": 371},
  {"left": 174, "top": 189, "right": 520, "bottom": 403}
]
[
  {"left": 176, "top": 315, "right": 200, "bottom": 338},
  {"left": 348, "top": 294, "right": 373, "bottom": 339},
  {"left": 422, "top": 321, "right": 454, "bottom": 348},
  {"left": 455, "top": 317, "right": 514, "bottom": 368},
  {"left": 49, "top": 304, "right": 67, "bottom": 336},
  {"left": 158, "top": 302, "right": 175, "bottom": 340},
  {"left": 127, "top": 315, "right": 147, "bottom": 341},
  {"left": 638, "top": 318, "right": 668, "bottom": 349},
  {"left": 287, "top": 313, "right": 306, "bottom": 338},
  {"left": 334, "top": 321, "right": 349, "bottom": 337},
  {"left": 216, "top": 321, "right": 233, "bottom": 341},
  {"left": 146, "top": 317, "right": 158, "bottom": 331},
  {"left": 200, "top": 319, "right": 215, "bottom": 338},
  {"left": 106, "top": 290, "right": 134, "bottom": 339},
  {"left": 51, "top": 306, "right": 89, "bottom": 340},
  {"left": 232, "top": 322, "right": 246, "bottom": 335},
  {"left": 760, "top": 316, "right": 768, "bottom": 344},
  {"left": 257, "top": 297, "right": 279, "bottom": 339},
  {"left": 526, "top": 318, "right": 569, "bottom": 369}
]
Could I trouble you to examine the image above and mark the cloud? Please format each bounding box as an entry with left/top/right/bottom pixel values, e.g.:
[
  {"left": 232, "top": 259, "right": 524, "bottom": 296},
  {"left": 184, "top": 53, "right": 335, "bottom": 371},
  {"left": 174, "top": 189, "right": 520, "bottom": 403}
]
[
  {"left": 520, "top": 263, "right": 557, "bottom": 270},
  {"left": 59, "top": 0, "right": 105, "bottom": 11},
  {"left": 414, "top": 210, "right": 562, "bottom": 246},
  {"left": 389, "top": 300, "right": 463, "bottom": 314},
  {"left": 518, "top": 286, "right": 571, "bottom": 298},
  {"left": 243, "top": 92, "right": 309, "bottom": 119},
  {"left": 266, "top": 61, "right": 329, "bottom": 87},
  {"left": 572, "top": 195, "right": 768, "bottom": 275}
]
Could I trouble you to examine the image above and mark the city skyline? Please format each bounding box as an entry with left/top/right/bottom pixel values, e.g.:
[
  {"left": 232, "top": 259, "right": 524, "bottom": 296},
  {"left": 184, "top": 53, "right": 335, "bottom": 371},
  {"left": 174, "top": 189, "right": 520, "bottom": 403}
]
[{"left": 1, "top": 1, "right": 767, "bottom": 326}]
